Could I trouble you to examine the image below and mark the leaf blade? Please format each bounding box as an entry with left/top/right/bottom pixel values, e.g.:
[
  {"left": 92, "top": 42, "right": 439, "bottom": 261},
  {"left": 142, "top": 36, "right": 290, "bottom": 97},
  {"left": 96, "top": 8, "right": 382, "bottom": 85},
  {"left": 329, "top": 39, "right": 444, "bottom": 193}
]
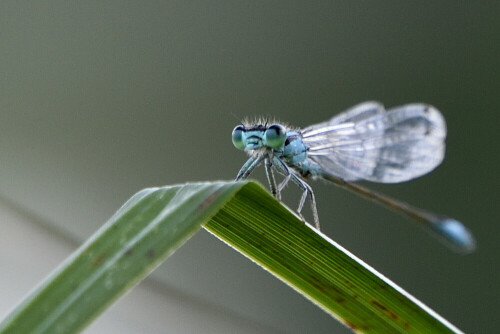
[
  {"left": 0, "top": 181, "right": 464, "bottom": 334},
  {"left": 0, "top": 182, "right": 243, "bottom": 334},
  {"left": 205, "top": 181, "right": 462, "bottom": 333}
]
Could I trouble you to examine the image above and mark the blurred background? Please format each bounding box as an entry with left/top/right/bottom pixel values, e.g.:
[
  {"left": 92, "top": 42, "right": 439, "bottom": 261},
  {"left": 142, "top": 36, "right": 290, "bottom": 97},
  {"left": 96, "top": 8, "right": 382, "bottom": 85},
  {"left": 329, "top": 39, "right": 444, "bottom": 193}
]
[{"left": 0, "top": 1, "right": 498, "bottom": 333}]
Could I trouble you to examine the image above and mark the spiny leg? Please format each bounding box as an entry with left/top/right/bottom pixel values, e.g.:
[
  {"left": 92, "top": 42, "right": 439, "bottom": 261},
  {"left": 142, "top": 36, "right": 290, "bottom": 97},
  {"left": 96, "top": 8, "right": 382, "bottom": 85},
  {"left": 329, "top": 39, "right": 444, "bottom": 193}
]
[
  {"left": 236, "top": 155, "right": 265, "bottom": 180},
  {"left": 236, "top": 157, "right": 255, "bottom": 180},
  {"left": 272, "top": 157, "right": 320, "bottom": 229},
  {"left": 264, "top": 155, "right": 280, "bottom": 200},
  {"left": 291, "top": 174, "right": 320, "bottom": 230},
  {"left": 277, "top": 174, "right": 291, "bottom": 195},
  {"left": 271, "top": 157, "right": 291, "bottom": 195}
]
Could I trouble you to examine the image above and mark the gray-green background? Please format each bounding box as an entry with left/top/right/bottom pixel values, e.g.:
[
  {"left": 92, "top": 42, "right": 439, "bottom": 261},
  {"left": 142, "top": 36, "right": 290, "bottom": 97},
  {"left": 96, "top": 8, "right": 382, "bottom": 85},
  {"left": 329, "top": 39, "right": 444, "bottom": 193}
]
[{"left": 1, "top": 2, "right": 498, "bottom": 333}]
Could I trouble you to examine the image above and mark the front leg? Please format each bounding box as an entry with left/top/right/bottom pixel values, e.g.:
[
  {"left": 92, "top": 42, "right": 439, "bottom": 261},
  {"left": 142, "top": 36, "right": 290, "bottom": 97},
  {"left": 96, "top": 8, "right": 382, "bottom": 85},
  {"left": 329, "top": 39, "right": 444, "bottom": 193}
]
[
  {"left": 236, "top": 155, "right": 265, "bottom": 180},
  {"left": 236, "top": 157, "right": 254, "bottom": 180},
  {"left": 264, "top": 156, "right": 279, "bottom": 200}
]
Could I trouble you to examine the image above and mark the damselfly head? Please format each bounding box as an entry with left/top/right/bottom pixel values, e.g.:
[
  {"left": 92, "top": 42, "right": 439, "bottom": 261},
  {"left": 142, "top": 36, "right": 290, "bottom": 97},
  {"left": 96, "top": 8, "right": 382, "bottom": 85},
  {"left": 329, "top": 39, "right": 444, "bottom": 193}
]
[{"left": 232, "top": 123, "right": 287, "bottom": 150}]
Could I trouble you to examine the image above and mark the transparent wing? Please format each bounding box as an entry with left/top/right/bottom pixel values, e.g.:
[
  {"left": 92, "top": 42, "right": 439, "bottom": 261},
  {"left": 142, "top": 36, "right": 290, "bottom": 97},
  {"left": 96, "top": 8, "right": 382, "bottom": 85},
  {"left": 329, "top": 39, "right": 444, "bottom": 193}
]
[{"left": 301, "top": 101, "right": 447, "bottom": 183}]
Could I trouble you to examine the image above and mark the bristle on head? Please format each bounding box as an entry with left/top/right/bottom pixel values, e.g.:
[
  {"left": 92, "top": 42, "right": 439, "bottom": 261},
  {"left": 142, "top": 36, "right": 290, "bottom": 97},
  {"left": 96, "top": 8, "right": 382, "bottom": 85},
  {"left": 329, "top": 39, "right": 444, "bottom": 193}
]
[
  {"left": 241, "top": 116, "right": 294, "bottom": 131},
  {"left": 242, "top": 116, "right": 274, "bottom": 127}
]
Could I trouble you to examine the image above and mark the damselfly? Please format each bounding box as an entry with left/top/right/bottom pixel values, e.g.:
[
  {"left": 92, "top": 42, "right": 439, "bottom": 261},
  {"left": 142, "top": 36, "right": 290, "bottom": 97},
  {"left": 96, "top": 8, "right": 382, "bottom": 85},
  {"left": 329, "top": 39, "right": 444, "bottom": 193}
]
[{"left": 232, "top": 102, "right": 475, "bottom": 253}]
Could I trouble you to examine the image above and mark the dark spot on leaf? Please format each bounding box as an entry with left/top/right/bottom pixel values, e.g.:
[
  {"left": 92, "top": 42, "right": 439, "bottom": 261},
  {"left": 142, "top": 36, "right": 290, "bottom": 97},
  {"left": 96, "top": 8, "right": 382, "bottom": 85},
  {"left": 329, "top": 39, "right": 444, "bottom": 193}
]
[
  {"left": 198, "top": 192, "right": 219, "bottom": 210},
  {"left": 371, "top": 299, "right": 399, "bottom": 320},
  {"left": 92, "top": 254, "right": 105, "bottom": 266},
  {"left": 344, "top": 321, "right": 369, "bottom": 331},
  {"left": 146, "top": 249, "right": 155, "bottom": 259},
  {"left": 309, "top": 275, "right": 343, "bottom": 295},
  {"left": 344, "top": 279, "right": 354, "bottom": 289},
  {"left": 125, "top": 248, "right": 134, "bottom": 256},
  {"left": 344, "top": 321, "right": 358, "bottom": 330}
]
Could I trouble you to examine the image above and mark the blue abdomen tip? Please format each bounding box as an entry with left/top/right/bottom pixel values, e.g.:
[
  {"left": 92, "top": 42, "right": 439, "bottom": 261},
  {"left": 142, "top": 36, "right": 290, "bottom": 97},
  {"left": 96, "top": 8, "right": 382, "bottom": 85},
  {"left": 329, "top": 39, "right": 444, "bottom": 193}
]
[{"left": 432, "top": 219, "right": 476, "bottom": 253}]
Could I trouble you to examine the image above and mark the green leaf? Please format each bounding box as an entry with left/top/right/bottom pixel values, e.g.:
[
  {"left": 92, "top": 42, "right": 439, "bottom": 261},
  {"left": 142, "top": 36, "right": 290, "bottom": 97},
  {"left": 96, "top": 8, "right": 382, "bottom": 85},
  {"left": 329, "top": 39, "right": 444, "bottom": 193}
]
[
  {"left": 0, "top": 181, "right": 463, "bottom": 334},
  {"left": 0, "top": 182, "right": 244, "bottom": 334},
  {"left": 205, "top": 181, "right": 463, "bottom": 333}
]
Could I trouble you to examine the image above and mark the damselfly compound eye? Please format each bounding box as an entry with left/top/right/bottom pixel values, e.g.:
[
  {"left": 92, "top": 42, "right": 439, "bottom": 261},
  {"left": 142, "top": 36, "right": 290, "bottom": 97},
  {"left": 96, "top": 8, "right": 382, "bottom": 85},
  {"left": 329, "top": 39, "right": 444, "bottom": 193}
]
[
  {"left": 264, "top": 124, "right": 286, "bottom": 148},
  {"left": 232, "top": 125, "right": 245, "bottom": 150}
]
